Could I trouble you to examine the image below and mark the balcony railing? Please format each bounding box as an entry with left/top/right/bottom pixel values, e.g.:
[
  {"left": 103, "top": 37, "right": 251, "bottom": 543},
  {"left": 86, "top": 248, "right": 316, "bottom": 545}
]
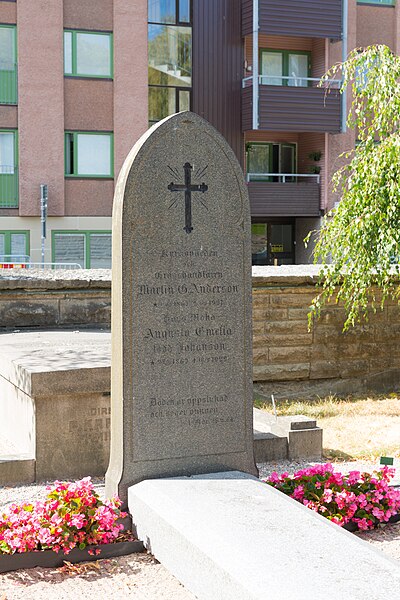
[
  {"left": 0, "top": 61, "right": 18, "bottom": 105},
  {"left": 242, "top": 75, "right": 342, "bottom": 89},
  {"left": 242, "top": 75, "right": 342, "bottom": 133},
  {"left": 246, "top": 172, "right": 321, "bottom": 217},
  {"left": 0, "top": 166, "right": 19, "bottom": 208},
  {"left": 247, "top": 173, "right": 320, "bottom": 184}
]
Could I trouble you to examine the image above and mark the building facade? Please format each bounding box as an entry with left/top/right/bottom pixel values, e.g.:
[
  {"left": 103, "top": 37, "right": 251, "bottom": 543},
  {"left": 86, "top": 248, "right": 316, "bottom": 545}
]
[{"left": 0, "top": 0, "right": 399, "bottom": 266}]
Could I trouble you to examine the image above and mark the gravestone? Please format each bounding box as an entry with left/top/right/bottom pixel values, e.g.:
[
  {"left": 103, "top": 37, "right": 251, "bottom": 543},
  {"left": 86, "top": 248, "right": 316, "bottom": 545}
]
[{"left": 105, "top": 112, "right": 257, "bottom": 504}]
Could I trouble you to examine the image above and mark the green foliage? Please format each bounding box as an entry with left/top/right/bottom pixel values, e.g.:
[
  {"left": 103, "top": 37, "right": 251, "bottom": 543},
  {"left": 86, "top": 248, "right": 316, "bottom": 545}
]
[{"left": 307, "top": 45, "right": 400, "bottom": 331}]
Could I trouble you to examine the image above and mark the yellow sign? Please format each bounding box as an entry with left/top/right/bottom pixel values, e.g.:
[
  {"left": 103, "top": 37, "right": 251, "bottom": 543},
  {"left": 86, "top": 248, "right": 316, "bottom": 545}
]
[{"left": 271, "top": 244, "right": 284, "bottom": 253}]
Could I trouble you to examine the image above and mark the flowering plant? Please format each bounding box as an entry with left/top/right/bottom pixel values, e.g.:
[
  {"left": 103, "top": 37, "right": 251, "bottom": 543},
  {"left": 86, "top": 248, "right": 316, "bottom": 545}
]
[
  {"left": 0, "top": 477, "right": 126, "bottom": 555},
  {"left": 265, "top": 464, "right": 400, "bottom": 530}
]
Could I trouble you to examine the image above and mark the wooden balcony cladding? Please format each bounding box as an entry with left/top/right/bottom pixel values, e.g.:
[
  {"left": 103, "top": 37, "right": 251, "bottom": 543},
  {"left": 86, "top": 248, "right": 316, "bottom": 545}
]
[
  {"left": 242, "top": 0, "right": 253, "bottom": 37},
  {"left": 248, "top": 182, "right": 321, "bottom": 217},
  {"left": 242, "top": 0, "right": 342, "bottom": 39},
  {"left": 242, "top": 85, "right": 341, "bottom": 133}
]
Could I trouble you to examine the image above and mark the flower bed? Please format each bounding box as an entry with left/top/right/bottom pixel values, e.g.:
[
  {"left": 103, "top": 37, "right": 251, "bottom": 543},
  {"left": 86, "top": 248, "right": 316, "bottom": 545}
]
[
  {"left": 0, "top": 477, "right": 143, "bottom": 573},
  {"left": 265, "top": 464, "right": 400, "bottom": 531}
]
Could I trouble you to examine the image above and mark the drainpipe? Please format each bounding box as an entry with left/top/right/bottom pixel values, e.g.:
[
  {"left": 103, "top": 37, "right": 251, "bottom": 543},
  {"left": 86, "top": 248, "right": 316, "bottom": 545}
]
[
  {"left": 341, "top": 0, "right": 348, "bottom": 133},
  {"left": 252, "top": 0, "right": 259, "bottom": 130}
]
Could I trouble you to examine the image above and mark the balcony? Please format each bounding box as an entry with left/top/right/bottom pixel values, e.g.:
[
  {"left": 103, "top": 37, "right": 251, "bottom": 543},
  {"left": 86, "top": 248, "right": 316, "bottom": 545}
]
[
  {"left": 0, "top": 166, "right": 18, "bottom": 208},
  {"left": 0, "top": 61, "right": 17, "bottom": 105},
  {"left": 246, "top": 173, "right": 321, "bottom": 217},
  {"left": 242, "top": 76, "right": 341, "bottom": 133},
  {"left": 242, "top": 0, "right": 342, "bottom": 40}
]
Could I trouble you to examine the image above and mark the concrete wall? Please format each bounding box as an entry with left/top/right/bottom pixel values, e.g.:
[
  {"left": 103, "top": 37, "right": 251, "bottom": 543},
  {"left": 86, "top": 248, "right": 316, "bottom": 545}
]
[{"left": 1, "top": 267, "right": 399, "bottom": 399}]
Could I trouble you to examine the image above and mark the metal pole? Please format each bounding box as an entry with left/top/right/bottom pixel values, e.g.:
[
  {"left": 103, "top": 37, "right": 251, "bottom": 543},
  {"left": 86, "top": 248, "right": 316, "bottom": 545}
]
[
  {"left": 40, "top": 184, "right": 48, "bottom": 266},
  {"left": 341, "top": 0, "right": 348, "bottom": 133},
  {"left": 252, "top": 0, "right": 259, "bottom": 130}
]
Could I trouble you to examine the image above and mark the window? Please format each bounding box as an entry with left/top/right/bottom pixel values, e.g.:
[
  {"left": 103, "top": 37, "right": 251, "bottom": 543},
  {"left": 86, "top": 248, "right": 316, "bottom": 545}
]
[
  {"left": 148, "top": 0, "right": 191, "bottom": 24},
  {"left": 0, "top": 129, "right": 18, "bottom": 207},
  {"left": 53, "top": 231, "right": 112, "bottom": 269},
  {"left": 0, "top": 25, "right": 17, "bottom": 104},
  {"left": 357, "top": 1, "right": 395, "bottom": 5},
  {"left": 65, "top": 132, "right": 113, "bottom": 177},
  {"left": 246, "top": 142, "right": 296, "bottom": 182},
  {"left": 260, "top": 50, "right": 310, "bottom": 87},
  {"left": 0, "top": 231, "right": 29, "bottom": 262},
  {"left": 64, "top": 30, "right": 113, "bottom": 78},
  {"left": 148, "top": 1, "right": 192, "bottom": 125}
]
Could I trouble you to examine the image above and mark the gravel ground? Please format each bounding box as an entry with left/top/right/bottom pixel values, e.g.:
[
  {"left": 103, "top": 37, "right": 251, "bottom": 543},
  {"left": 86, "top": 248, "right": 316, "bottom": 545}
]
[{"left": 0, "top": 460, "right": 399, "bottom": 599}]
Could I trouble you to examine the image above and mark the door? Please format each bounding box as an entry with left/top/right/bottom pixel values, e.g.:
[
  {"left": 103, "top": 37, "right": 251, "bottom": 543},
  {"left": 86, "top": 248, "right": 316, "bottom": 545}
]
[
  {"left": 268, "top": 223, "right": 294, "bottom": 265},
  {"left": 251, "top": 222, "right": 295, "bottom": 266}
]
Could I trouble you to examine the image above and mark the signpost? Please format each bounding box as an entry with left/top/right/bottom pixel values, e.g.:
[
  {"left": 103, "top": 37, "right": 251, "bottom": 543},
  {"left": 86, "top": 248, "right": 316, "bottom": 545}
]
[{"left": 40, "top": 184, "right": 48, "bottom": 266}]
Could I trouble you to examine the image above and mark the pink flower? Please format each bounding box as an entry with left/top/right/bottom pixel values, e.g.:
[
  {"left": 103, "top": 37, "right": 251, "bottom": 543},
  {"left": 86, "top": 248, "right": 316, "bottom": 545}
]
[{"left": 293, "top": 485, "right": 305, "bottom": 500}]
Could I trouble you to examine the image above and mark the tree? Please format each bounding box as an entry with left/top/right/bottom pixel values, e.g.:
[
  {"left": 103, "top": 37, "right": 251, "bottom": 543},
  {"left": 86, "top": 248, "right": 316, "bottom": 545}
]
[{"left": 307, "top": 45, "right": 400, "bottom": 331}]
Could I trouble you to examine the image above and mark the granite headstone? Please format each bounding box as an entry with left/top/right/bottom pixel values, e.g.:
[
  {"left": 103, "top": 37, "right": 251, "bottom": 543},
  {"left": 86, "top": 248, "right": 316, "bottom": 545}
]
[{"left": 105, "top": 112, "right": 257, "bottom": 504}]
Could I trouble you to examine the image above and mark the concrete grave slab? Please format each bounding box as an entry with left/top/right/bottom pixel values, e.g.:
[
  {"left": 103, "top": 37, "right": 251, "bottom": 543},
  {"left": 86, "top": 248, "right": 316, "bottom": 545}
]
[{"left": 129, "top": 471, "right": 400, "bottom": 600}]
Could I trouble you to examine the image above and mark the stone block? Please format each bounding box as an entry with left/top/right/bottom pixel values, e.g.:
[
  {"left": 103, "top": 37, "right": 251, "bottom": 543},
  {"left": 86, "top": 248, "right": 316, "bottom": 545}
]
[
  {"left": 0, "top": 459, "right": 35, "bottom": 485},
  {"left": 253, "top": 363, "right": 310, "bottom": 382},
  {"left": 253, "top": 433, "right": 287, "bottom": 462},
  {"left": 339, "top": 359, "right": 370, "bottom": 379},
  {"left": 59, "top": 297, "right": 111, "bottom": 325},
  {"left": 252, "top": 308, "right": 287, "bottom": 322},
  {"left": 129, "top": 471, "right": 400, "bottom": 600},
  {"left": 266, "top": 320, "right": 309, "bottom": 335},
  {"left": 35, "top": 393, "right": 110, "bottom": 481},
  {"left": 270, "top": 293, "right": 317, "bottom": 307},
  {"left": 287, "top": 307, "right": 310, "bottom": 321},
  {"left": 310, "top": 360, "right": 340, "bottom": 380},
  {"left": 288, "top": 428, "right": 323, "bottom": 460},
  {"left": 252, "top": 333, "right": 313, "bottom": 348},
  {"left": 0, "top": 298, "right": 60, "bottom": 328},
  {"left": 252, "top": 348, "right": 268, "bottom": 365},
  {"left": 0, "top": 330, "right": 112, "bottom": 481},
  {"left": 251, "top": 292, "right": 271, "bottom": 308},
  {"left": 269, "top": 346, "right": 311, "bottom": 364}
]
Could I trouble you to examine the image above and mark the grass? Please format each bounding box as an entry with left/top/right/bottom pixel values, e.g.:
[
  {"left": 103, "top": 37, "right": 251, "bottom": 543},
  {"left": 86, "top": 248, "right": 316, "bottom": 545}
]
[{"left": 255, "top": 393, "right": 400, "bottom": 462}]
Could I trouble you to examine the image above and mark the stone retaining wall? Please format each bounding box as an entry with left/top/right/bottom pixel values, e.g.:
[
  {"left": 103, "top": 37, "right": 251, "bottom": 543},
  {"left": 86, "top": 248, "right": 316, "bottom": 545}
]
[{"left": 1, "top": 267, "right": 399, "bottom": 398}]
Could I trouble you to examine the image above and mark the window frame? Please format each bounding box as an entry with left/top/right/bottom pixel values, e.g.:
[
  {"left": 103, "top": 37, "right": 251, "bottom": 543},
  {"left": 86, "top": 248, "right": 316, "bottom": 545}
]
[
  {"left": 0, "top": 24, "right": 17, "bottom": 105},
  {"left": 64, "top": 131, "right": 114, "bottom": 179},
  {"left": 259, "top": 48, "right": 311, "bottom": 87},
  {"left": 246, "top": 141, "right": 297, "bottom": 181},
  {"left": 0, "top": 128, "right": 18, "bottom": 207},
  {"left": 357, "top": 0, "right": 395, "bottom": 5},
  {"left": 63, "top": 29, "right": 113, "bottom": 79},
  {"left": 148, "top": 84, "right": 192, "bottom": 126},
  {"left": 0, "top": 230, "right": 30, "bottom": 259},
  {"left": 148, "top": 0, "right": 193, "bottom": 26},
  {"left": 52, "top": 230, "right": 112, "bottom": 269},
  {"left": 148, "top": 1, "right": 192, "bottom": 126}
]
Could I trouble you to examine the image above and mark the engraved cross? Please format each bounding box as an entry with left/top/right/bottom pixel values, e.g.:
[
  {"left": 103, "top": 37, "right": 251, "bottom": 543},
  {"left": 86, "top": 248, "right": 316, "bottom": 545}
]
[{"left": 168, "top": 162, "right": 208, "bottom": 234}]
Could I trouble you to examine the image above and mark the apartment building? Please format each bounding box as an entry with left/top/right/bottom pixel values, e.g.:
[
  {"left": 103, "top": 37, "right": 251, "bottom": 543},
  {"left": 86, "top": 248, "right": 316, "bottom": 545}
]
[{"left": 0, "top": 0, "right": 399, "bottom": 267}]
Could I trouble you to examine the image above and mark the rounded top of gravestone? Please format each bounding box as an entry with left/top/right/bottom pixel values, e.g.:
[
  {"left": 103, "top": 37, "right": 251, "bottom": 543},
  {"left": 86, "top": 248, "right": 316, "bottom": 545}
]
[{"left": 113, "top": 111, "right": 249, "bottom": 240}]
